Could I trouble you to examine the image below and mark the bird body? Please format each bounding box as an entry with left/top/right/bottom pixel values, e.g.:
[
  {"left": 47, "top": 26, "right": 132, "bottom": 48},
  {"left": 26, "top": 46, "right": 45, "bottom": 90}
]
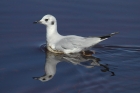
[{"left": 34, "top": 14, "right": 118, "bottom": 54}]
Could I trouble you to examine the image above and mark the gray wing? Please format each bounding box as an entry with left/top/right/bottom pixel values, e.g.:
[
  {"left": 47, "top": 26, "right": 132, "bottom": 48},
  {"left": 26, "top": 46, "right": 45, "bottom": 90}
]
[
  {"left": 55, "top": 32, "right": 118, "bottom": 51},
  {"left": 55, "top": 36, "right": 101, "bottom": 51}
]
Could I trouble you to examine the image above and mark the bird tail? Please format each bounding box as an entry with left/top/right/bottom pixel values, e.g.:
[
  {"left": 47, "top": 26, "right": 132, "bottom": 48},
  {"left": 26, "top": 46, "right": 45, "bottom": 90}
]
[{"left": 99, "top": 32, "right": 118, "bottom": 40}]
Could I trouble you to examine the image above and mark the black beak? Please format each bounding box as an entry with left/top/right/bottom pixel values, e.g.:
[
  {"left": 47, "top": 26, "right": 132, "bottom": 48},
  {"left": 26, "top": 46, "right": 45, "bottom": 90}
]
[{"left": 33, "top": 21, "right": 39, "bottom": 24}]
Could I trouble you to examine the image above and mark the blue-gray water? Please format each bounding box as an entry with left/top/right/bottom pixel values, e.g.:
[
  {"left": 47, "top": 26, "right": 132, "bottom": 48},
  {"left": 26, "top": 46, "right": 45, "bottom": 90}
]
[{"left": 1, "top": 0, "right": 140, "bottom": 93}]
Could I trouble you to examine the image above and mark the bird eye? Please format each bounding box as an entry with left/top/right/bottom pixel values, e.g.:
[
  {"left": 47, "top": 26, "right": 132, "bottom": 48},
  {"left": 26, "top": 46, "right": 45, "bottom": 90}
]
[
  {"left": 45, "top": 19, "right": 48, "bottom": 21},
  {"left": 42, "top": 78, "right": 46, "bottom": 80}
]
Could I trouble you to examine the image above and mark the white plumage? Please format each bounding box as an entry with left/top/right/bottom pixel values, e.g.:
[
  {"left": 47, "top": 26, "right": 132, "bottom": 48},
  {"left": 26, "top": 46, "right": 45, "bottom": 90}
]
[{"left": 34, "top": 14, "right": 118, "bottom": 54}]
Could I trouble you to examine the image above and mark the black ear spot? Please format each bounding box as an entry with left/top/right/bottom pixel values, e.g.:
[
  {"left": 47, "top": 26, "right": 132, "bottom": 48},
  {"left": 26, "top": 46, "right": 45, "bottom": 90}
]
[
  {"left": 48, "top": 75, "right": 52, "bottom": 78},
  {"left": 51, "top": 21, "right": 54, "bottom": 25}
]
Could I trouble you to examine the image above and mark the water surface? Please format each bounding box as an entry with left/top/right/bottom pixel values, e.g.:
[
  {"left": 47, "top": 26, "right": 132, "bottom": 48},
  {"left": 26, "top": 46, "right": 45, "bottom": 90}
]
[{"left": 0, "top": 0, "right": 140, "bottom": 93}]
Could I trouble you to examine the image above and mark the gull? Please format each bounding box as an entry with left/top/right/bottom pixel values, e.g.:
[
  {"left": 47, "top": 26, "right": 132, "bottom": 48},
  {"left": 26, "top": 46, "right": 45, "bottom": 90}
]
[{"left": 34, "top": 14, "right": 118, "bottom": 55}]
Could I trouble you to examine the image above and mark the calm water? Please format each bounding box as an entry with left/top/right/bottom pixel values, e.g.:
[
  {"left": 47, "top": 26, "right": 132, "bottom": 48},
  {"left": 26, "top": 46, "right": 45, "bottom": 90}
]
[{"left": 1, "top": 0, "right": 140, "bottom": 93}]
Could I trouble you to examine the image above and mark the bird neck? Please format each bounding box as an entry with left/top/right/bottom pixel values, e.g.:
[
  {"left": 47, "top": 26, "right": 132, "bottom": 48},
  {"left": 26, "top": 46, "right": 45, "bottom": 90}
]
[{"left": 46, "top": 24, "right": 61, "bottom": 43}]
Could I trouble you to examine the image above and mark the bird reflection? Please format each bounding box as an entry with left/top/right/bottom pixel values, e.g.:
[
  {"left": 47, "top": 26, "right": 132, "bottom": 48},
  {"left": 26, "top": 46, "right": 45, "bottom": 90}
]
[{"left": 33, "top": 49, "right": 114, "bottom": 82}]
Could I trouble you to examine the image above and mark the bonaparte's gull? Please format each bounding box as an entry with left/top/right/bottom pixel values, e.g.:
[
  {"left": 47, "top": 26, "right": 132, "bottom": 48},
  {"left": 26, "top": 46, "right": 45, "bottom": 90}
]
[{"left": 34, "top": 14, "right": 118, "bottom": 54}]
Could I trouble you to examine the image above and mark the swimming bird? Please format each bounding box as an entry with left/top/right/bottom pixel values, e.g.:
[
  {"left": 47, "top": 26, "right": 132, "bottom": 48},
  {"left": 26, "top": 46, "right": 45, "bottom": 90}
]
[{"left": 34, "top": 14, "right": 118, "bottom": 55}]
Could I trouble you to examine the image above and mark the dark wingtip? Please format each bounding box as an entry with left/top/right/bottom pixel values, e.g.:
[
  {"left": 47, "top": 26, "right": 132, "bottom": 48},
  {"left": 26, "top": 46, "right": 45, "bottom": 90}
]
[
  {"left": 100, "top": 32, "right": 119, "bottom": 40},
  {"left": 100, "top": 36, "right": 111, "bottom": 40}
]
